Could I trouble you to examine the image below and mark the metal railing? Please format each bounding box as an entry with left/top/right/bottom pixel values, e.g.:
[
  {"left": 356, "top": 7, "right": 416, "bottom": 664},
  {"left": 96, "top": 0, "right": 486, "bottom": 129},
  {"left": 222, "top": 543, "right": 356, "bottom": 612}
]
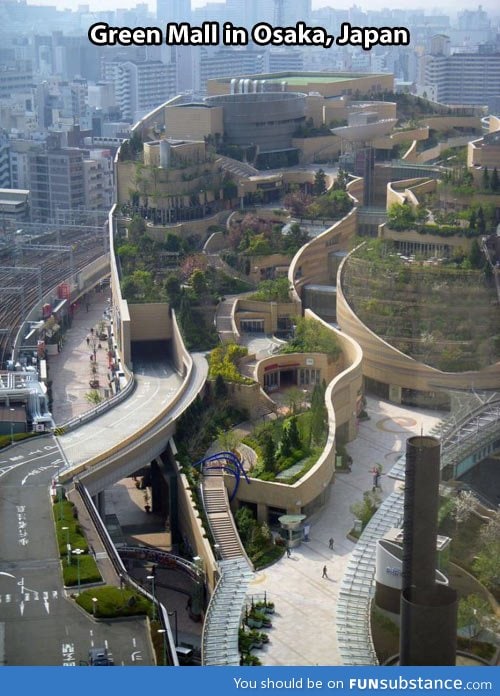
[{"left": 73, "top": 479, "right": 179, "bottom": 666}]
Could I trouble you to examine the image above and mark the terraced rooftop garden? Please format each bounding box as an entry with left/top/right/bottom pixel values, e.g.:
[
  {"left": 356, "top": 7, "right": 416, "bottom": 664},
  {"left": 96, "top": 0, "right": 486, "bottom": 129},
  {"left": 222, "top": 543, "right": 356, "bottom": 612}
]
[{"left": 342, "top": 240, "right": 500, "bottom": 372}]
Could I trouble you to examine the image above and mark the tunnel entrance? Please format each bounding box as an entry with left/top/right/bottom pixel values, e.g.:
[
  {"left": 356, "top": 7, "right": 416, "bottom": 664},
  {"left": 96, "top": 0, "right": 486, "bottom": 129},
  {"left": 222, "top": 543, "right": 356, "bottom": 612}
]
[{"left": 130, "top": 339, "right": 171, "bottom": 366}]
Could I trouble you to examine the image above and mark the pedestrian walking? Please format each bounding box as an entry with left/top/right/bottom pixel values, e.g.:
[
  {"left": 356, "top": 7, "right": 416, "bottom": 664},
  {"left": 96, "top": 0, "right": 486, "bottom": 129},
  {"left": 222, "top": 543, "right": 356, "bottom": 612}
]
[
  {"left": 286, "top": 547, "right": 291, "bottom": 558},
  {"left": 86, "top": 336, "right": 90, "bottom": 346},
  {"left": 322, "top": 565, "right": 328, "bottom": 579},
  {"left": 329, "top": 537, "right": 334, "bottom": 550}
]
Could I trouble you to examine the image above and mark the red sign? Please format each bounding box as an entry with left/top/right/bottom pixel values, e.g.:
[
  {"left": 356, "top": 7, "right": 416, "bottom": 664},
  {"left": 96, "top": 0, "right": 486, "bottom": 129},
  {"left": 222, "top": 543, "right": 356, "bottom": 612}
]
[{"left": 58, "top": 283, "right": 70, "bottom": 299}]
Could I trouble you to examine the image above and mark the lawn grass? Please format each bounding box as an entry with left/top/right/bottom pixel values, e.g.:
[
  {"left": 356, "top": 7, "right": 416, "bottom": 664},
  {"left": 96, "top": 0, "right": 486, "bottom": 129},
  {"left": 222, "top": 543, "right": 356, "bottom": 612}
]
[
  {"left": 52, "top": 497, "right": 102, "bottom": 587},
  {"left": 64, "top": 555, "right": 102, "bottom": 587},
  {"left": 76, "top": 586, "right": 152, "bottom": 618}
]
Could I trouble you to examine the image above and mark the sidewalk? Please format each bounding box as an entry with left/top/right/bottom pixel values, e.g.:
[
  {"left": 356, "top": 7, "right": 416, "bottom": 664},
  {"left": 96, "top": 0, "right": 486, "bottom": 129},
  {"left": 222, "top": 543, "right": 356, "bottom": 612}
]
[
  {"left": 50, "top": 290, "right": 112, "bottom": 425},
  {"left": 65, "top": 486, "right": 121, "bottom": 587},
  {"left": 246, "top": 396, "right": 445, "bottom": 665}
]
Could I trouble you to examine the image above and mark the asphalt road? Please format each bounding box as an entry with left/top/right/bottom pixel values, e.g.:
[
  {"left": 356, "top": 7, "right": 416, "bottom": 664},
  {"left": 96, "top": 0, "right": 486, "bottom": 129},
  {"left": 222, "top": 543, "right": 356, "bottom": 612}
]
[{"left": 0, "top": 435, "right": 153, "bottom": 666}]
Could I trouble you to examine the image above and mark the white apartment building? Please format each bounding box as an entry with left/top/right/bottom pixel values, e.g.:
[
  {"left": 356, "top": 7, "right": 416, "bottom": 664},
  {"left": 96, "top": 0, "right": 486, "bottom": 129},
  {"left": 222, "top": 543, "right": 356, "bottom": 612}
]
[{"left": 102, "top": 60, "right": 176, "bottom": 123}]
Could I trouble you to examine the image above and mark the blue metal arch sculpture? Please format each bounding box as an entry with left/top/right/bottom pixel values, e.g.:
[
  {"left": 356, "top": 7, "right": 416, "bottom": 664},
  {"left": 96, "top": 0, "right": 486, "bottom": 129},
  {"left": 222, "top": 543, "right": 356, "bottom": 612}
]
[{"left": 193, "top": 451, "right": 250, "bottom": 501}]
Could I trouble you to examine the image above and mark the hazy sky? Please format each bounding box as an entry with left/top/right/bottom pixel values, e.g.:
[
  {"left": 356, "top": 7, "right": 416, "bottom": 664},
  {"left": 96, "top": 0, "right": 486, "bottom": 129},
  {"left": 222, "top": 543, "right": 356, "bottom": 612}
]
[{"left": 24, "top": 1, "right": 500, "bottom": 16}]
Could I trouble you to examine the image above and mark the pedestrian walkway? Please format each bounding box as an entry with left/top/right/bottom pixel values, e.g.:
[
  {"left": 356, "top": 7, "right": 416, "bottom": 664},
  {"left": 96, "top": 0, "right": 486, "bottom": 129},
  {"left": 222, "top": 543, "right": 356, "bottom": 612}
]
[
  {"left": 50, "top": 291, "right": 112, "bottom": 424},
  {"left": 246, "top": 396, "right": 445, "bottom": 665},
  {"left": 66, "top": 486, "right": 121, "bottom": 587}
]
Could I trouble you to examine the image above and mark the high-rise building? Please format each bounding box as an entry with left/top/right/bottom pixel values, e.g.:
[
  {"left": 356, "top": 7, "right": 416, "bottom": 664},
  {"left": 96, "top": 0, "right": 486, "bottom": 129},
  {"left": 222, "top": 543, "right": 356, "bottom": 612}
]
[
  {"left": 423, "top": 36, "right": 500, "bottom": 112},
  {"left": 28, "top": 147, "right": 85, "bottom": 222},
  {"left": 197, "top": 48, "right": 266, "bottom": 94},
  {"left": 0, "top": 60, "right": 33, "bottom": 99},
  {"left": 102, "top": 60, "right": 176, "bottom": 123},
  {"left": 0, "top": 131, "right": 11, "bottom": 189}
]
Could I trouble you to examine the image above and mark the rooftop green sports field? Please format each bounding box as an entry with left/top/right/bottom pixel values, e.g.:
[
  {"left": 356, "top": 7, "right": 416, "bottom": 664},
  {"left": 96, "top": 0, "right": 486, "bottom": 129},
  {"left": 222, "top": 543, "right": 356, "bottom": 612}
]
[{"left": 264, "top": 75, "right": 354, "bottom": 84}]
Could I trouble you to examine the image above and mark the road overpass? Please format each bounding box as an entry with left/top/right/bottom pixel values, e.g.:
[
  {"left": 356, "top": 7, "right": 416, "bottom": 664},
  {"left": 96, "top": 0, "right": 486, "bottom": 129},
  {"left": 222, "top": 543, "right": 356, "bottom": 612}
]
[{"left": 57, "top": 351, "right": 208, "bottom": 494}]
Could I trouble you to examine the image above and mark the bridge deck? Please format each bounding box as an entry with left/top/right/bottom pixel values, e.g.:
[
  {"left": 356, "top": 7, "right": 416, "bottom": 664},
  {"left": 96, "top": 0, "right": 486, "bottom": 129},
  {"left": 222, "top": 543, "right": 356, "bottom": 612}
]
[{"left": 58, "top": 360, "right": 182, "bottom": 468}]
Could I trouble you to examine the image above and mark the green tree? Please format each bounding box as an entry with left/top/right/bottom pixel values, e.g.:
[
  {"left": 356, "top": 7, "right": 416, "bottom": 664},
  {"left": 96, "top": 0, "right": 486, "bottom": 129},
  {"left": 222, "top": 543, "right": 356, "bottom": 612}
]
[
  {"left": 278, "top": 426, "right": 292, "bottom": 459},
  {"left": 164, "top": 274, "right": 181, "bottom": 308},
  {"left": 85, "top": 390, "right": 103, "bottom": 405},
  {"left": 287, "top": 415, "right": 301, "bottom": 450},
  {"left": 313, "top": 168, "right": 327, "bottom": 196},
  {"left": 457, "top": 595, "right": 491, "bottom": 644},
  {"left": 490, "top": 167, "right": 499, "bottom": 192},
  {"left": 284, "top": 386, "right": 304, "bottom": 415},
  {"left": 387, "top": 202, "right": 417, "bottom": 230},
  {"left": 310, "top": 382, "right": 327, "bottom": 445},
  {"left": 477, "top": 207, "right": 486, "bottom": 235},
  {"left": 191, "top": 269, "right": 207, "bottom": 298},
  {"left": 128, "top": 215, "right": 146, "bottom": 244},
  {"left": 473, "top": 541, "right": 500, "bottom": 592},
  {"left": 469, "top": 209, "right": 476, "bottom": 230},
  {"left": 482, "top": 167, "right": 490, "bottom": 190},
  {"left": 350, "top": 490, "right": 381, "bottom": 528},
  {"left": 468, "top": 240, "right": 483, "bottom": 269},
  {"left": 262, "top": 432, "right": 276, "bottom": 473},
  {"left": 217, "top": 428, "right": 239, "bottom": 454},
  {"left": 235, "top": 507, "right": 256, "bottom": 546},
  {"left": 214, "top": 374, "right": 228, "bottom": 399}
]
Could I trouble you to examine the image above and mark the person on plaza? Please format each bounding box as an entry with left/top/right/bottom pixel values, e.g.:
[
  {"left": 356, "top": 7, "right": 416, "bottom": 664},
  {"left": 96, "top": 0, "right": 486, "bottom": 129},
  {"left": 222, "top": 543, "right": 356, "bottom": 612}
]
[
  {"left": 286, "top": 546, "right": 291, "bottom": 558},
  {"left": 329, "top": 537, "right": 334, "bottom": 550},
  {"left": 322, "top": 565, "right": 328, "bottom": 579}
]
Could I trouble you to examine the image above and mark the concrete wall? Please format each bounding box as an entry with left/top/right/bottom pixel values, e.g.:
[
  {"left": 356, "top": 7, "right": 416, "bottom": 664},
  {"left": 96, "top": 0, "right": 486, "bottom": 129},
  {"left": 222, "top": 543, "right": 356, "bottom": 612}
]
[
  {"left": 165, "top": 104, "right": 224, "bottom": 141},
  {"left": 255, "top": 351, "right": 343, "bottom": 389},
  {"left": 373, "top": 126, "right": 429, "bottom": 151},
  {"left": 229, "top": 318, "right": 363, "bottom": 520},
  {"left": 245, "top": 253, "right": 292, "bottom": 284},
  {"left": 468, "top": 136, "right": 500, "bottom": 169},
  {"left": 234, "top": 298, "right": 298, "bottom": 334},
  {"left": 170, "top": 309, "right": 191, "bottom": 377},
  {"left": 128, "top": 303, "right": 172, "bottom": 343},
  {"left": 145, "top": 212, "right": 228, "bottom": 243},
  {"left": 386, "top": 177, "right": 437, "bottom": 209},
  {"left": 378, "top": 224, "right": 473, "bottom": 254},
  {"left": 109, "top": 207, "right": 132, "bottom": 367},
  {"left": 489, "top": 116, "right": 500, "bottom": 133},
  {"left": 177, "top": 466, "right": 218, "bottom": 595},
  {"left": 292, "top": 135, "right": 341, "bottom": 163},
  {"left": 423, "top": 116, "right": 483, "bottom": 132},
  {"left": 416, "top": 136, "right": 473, "bottom": 164}
]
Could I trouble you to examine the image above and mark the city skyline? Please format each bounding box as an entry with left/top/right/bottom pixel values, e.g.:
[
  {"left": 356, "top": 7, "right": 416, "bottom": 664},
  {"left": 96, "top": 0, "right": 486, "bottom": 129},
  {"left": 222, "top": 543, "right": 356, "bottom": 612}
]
[{"left": 25, "top": 0, "right": 500, "bottom": 19}]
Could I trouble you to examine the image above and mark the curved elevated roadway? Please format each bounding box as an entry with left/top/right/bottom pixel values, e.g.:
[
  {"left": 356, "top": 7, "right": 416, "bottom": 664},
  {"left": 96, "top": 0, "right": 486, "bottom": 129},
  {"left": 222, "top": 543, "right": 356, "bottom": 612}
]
[{"left": 58, "top": 352, "right": 208, "bottom": 494}]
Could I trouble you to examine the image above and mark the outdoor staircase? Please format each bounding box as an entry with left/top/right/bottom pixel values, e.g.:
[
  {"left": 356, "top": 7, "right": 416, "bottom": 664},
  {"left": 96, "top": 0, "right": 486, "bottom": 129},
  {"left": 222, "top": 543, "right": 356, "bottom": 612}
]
[
  {"left": 202, "top": 472, "right": 247, "bottom": 560},
  {"left": 215, "top": 297, "right": 237, "bottom": 344}
]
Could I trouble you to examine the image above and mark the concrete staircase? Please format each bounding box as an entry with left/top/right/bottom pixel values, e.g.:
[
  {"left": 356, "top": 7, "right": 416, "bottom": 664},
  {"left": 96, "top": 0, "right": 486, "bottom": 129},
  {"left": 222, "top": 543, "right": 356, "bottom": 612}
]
[
  {"left": 215, "top": 297, "right": 237, "bottom": 344},
  {"left": 202, "top": 472, "right": 246, "bottom": 560}
]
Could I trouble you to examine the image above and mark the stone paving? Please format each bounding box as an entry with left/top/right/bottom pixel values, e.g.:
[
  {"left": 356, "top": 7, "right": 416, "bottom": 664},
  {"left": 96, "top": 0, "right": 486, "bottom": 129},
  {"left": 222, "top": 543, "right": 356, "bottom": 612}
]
[{"left": 246, "top": 396, "right": 446, "bottom": 666}]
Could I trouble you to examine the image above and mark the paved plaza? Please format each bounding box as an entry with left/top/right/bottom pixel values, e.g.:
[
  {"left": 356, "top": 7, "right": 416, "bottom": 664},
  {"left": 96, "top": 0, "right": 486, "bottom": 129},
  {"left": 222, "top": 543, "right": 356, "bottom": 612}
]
[{"left": 247, "top": 396, "right": 445, "bottom": 665}]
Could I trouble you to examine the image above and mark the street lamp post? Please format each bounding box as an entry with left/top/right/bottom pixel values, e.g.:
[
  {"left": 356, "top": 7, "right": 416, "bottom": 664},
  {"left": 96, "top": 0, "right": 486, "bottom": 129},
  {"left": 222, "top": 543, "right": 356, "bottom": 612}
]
[
  {"left": 168, "top": 610, "right": 178, "bottom": 647},
  {"left": 92, "top": 596, "right": 98, "bottom": 617},
  {"left": 9, "top": 407, "right": 15, "bottom": 445},
  {"left": 72, "top": 548, "right": 84, "bottom": 594},
  {"left": 157, "top": 628, "right": 167, "bottom": 666},
  {"left": 62, "top": 526, "right": 70, "bottom": 566},
  {"left": 147, "top": 574, "right": 156, "bottom": 621},
  {"left": 58, "top": 484, "right": 64, "bottom": 522}
]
